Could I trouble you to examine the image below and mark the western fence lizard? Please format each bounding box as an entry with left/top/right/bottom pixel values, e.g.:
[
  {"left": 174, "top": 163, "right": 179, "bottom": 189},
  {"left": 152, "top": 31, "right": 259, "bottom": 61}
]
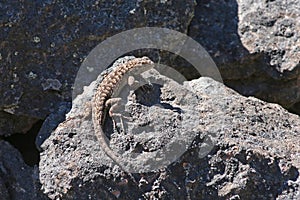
[{"left": 92, "top": 57, "right": 154, "bottom": 172}]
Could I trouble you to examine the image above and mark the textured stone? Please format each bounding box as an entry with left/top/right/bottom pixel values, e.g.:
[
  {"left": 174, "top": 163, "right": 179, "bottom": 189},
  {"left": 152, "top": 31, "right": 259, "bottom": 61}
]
[
  {"left": 0, "top": 140, "right": 47, "bottom": 200},
  {"left": 189, "top": 0, "right": 300, "bottom": 114},
  {"left": 0, "top": 0, "right": 195, "bottom": 135},
  {"left": 0, "top": 1, "right": 299, "bottom": 199},
  {"left": 40, "top": 57, "right": 300, "bottom": 199},
  {"left": 238, "top": 0, "right": 300, "bottom": 72}
]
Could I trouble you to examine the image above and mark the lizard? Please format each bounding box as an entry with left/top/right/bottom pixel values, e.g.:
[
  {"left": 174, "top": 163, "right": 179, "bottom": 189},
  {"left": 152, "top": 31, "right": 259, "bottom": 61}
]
[{"left": 92, "top": 57, "right": 154, "bottom": 174}]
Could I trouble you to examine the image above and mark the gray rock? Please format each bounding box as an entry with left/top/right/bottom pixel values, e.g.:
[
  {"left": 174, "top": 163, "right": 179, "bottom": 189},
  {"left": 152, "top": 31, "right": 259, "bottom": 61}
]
[
  {"left": 0, "top": 0, "right": 195, "bottom": 135},
  {"left": 189, "top": 0, "right": 300, "bottom": 114},
  {"left": 0, "top": 140, "right": 47, "bottom": 200},
  {"left": 238, "top": 0, "right": 299, "bottom": 72},
  {"left": 40, "top": 57, "right": 300, "bottom": 199},
  {"left": 0, "top": 111, "right": 38, "bottom": 136},
  {"left": 0, "top": 0, "right": 299, "bottom": 199},
  {"left": 236, "top": 0, "right": 300, "bottom": 113},
  {"left": 35, "top": 101, "right": 71, "bottom": 151}
]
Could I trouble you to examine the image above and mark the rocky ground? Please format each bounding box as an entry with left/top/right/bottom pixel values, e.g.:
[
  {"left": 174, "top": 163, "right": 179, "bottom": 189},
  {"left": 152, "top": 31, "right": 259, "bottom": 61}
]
[
  {"left": 0, "top": 0, "right": 299, "bottom": 199},
  {"left": 38, "top": 57, "right": 300, "bottom": 199}
]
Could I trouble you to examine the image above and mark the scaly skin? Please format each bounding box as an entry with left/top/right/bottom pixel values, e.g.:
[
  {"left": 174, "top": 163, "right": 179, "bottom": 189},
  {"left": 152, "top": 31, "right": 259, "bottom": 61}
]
[{"left": 92, "top": 57, "right": 154, "bottom": 171}]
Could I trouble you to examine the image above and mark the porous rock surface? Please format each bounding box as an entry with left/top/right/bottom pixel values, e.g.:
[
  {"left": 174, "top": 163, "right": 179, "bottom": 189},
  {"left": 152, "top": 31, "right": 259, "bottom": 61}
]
[
  {"left": 189, "top": 0, "right": 300, "bottom": 113},
  {"left": 0, "top": 1, "right": 299, "bottom": 200},
  {"left": 0, "top": 0, "right": 195, "bottom": 136},
  {"left": 1, "top": 0, "right": 299, "bottom": 136},
  {"left": 40, "top": 57, "right": 300, "bottom": 199}
]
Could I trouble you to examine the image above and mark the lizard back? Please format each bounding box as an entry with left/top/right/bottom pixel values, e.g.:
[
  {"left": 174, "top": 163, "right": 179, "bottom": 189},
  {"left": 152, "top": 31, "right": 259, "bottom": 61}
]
[{"left": 92, "top": 57, "right": 154, "bottom": 169}]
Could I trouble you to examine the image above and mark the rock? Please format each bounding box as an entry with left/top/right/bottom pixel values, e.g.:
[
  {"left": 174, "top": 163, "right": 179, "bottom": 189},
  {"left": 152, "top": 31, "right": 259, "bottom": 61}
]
[
  {"left": 0, "top": 140, "right": 47, "bottom": 200},
  {"left": 35, "top": 101, "right": 71, "bottom": 151},
  {"left": 238, "top": 0, "right": 299, "bottom": 72},
  {"left": 40, "top": 57, "right": 300, "bottom": 199},
  {"left": 0, "top": 1, "right": 299, "bottom": 199},
  {"left": 0, "top": 0, "right": 195, "bottom": 135},
  {"left": 0, "top": 111, "right": 39, "bottom": 136},
  {"left": 189, "top": 0, "right": 300, "bottom": 114}
]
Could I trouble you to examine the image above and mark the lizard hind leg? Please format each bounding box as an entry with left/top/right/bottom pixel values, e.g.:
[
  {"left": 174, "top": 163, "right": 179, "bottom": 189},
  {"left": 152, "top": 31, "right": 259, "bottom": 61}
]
[{"left": 105, "top": 98, "right": 129, "bottom": 134}]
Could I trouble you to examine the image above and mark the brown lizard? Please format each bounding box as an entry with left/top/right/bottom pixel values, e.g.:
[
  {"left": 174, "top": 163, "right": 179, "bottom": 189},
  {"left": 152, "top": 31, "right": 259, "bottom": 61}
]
[{"left": 92, "top": 57, "right": 154, "bottom": 173}]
